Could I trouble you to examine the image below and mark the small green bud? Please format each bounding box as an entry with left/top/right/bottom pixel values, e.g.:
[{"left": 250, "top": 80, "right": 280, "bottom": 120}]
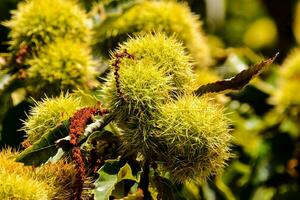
[
  {"left": 94, "top": 1, "right": 211, "bottom": 66},
  {"left": 22, "top": 94, "right": 81, "bottom": 144},
  {"left": 154, "top": 95, "right": 231, "bottom": 182},
  {"left": 26, "top": 38, "right": 95, "bottom": 97},
  {"left": 4, "top": 0, "right": 90, "bottom": 53}
]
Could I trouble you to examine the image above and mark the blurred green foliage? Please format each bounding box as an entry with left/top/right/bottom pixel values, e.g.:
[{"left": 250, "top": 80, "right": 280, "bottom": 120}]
[{"left": 1, "top": 0, "right": 300, "bottom": 199}]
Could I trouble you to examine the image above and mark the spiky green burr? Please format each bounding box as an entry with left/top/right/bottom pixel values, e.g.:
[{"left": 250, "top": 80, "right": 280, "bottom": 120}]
[
  {"left": 101, "top": 33, "right": 193, "bottom": 124},
  {"left": 26, "top": 39, "right": 95, "bottom": 97},
  {"left": 153, "top": 95, "right": 231, "bottom": 182},
  {"left": 4, "top": 0, "right": 90, "bottom": 54},
  {"left": 273, "top": 48, "right": 300, "bottom": 108},
  {"left": 22, "top": 94, "right": 81, "bottom": 144},
  {"left": 94, "top": 1, "right": 211, "bottom": 66}
]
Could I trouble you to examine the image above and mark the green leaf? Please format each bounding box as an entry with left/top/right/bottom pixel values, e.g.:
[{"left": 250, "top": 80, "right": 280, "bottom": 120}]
[
  {"left": 117, "top": 163, "right": 136, "bottom": 182},
  {"left": 94, "top": 162, "right": 137, "bottom": 200},
  {"left": 45, "top": 148, "right": 65, "bottom": 164},
  {"left": 15, "top": 120, "right": 69, "bottom": 166},
  {"left": 194, "top": 53, "right": 278, "bottom": 96},
  {"left": 94, "top": 168, "right": 118, "bottom": 200}
]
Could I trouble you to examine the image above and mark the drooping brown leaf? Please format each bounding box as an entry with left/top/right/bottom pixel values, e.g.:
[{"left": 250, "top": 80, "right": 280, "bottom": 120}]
[{"left": 194, "top": 53, "right": 279, "bottom": 96}]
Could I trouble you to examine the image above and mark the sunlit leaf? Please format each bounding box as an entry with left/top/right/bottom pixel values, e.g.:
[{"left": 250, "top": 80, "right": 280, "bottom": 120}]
[
  {"left": 94, "top": 168, "right": 118, "bottom": 200},
  {"left": 94, "top": 162, "right": 138, "bottom": 200}
]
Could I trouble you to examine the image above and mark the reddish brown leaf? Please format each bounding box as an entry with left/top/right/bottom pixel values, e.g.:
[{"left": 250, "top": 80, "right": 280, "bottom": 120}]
[{"left": 195, "top": 53, "right": 279, "bottom": 96}]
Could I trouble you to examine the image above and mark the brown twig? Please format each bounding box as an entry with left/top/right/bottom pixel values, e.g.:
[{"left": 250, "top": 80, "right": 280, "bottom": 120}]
[
  {"left": 112, "top": 49, "right": 134, "bottom": 101},
  {"left": 138, "top": 160, "right": 151, "bottom": 200}
]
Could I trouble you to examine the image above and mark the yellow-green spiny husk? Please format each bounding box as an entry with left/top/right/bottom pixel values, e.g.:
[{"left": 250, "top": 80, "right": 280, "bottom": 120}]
[
  {"left": 273, "top": 48, "right": 300, "bottom": 109},
  {"left": 116, "top": 33, "right": 193, "bottom": 92},
  {"left": 102, "top": 59, "right": 172, "bottom": 125},
  {"left": 0, "top": 172, "right": 51, "bottom": 200},
  {"left": 270, "top": 48, "right": 300, "bottom": 136},
  {"left": 191, "top": 68, "right": 220, "bottom": 91},
  {"left": 153, "top": 95, "right": 231, "bottom": 183},
  {"left": 25, "top": 38, "right": 95, "bottom": 97},
  {"left": 0, "top": 149, "right": 53, "bottom": 200},
  {"left": 0, "top": 149, "right": 77, "bottom": 200},
  {"left": 34, "top": 161, "right": 77, "bottom": 200},
  {"left": 93, "top": 0, "right": 211, "bottom": 67},
  {"left": 4, "top": 0, "right": 90, "bottom": 54},
  {"left": 101, "top": 34, "right": 195, "bottom": 157},
  {"left": 101, "top": 34, "right": 193, "bottom": 124},
  {"left": 22, "top": 94, "right": 81, "bottom": 144}
]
